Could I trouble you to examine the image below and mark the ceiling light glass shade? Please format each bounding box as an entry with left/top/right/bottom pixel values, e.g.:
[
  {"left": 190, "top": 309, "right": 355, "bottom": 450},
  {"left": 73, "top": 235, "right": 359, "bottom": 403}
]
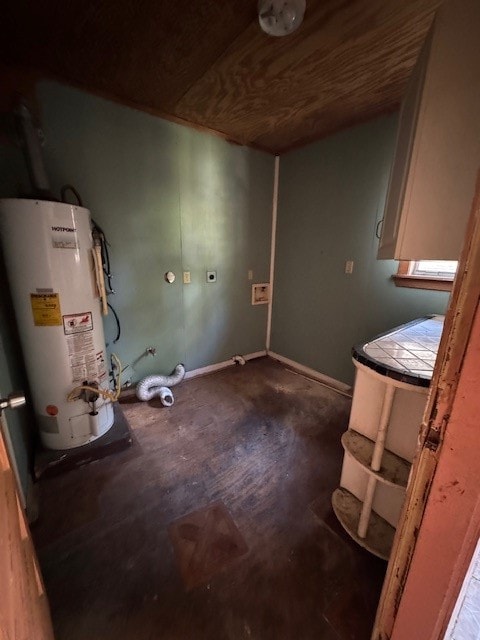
[{"left": 258, "top": 0, "right": 306, "bottom": 37}]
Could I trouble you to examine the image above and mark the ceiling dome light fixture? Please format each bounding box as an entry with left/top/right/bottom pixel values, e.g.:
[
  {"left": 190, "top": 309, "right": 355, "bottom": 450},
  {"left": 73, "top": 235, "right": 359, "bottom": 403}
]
[{"left": 258, "top": 0, "right": 306, "bottom": 37}]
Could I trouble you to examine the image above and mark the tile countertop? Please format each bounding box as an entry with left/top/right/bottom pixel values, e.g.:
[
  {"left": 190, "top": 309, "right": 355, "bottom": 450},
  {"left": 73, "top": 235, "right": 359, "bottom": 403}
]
[{"left": 352, "top": 315, "right": 445, "bottom": 388}]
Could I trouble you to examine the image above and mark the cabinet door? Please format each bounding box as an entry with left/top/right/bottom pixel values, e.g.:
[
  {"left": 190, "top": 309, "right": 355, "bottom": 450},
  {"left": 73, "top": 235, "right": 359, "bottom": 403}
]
[
  {"left": 377, "top": 37, "right": 430, "bottom": 259},
  {"left": 378, "top": 0, "right": 480, "bottom": 261},
  {"left": 398, "top": 0, "right": 480, "bottom": 260}
]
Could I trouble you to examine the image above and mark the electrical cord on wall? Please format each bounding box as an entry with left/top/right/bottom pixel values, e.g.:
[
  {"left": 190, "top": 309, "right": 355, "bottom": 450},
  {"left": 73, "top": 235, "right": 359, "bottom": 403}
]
[
  {"left": 90, "top": 219, "right": 121, "bottom": 345},
  {"left": 107, "top": 302, "right": 121, "bottom": 344},
  {"left": 60, "top": 184, "right": 83, "bottom": 207}
]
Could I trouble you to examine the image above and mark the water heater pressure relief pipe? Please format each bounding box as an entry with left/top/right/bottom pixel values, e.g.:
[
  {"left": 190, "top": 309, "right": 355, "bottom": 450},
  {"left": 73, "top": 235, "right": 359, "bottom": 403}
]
[{"left": 92, "top": 230, "right": 108, "bottom": 316}]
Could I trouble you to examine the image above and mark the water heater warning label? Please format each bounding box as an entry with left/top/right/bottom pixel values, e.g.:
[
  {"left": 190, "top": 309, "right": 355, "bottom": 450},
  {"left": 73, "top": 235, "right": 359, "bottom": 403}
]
[
  {"left": 63, "top": 312, "right": 93, "bottom": 335},
  {"left": 30, "top": 293, "right": 62, "bottom": 326},
  {"left": 66, "top": 332, "right": 97, "bottom": 382}
]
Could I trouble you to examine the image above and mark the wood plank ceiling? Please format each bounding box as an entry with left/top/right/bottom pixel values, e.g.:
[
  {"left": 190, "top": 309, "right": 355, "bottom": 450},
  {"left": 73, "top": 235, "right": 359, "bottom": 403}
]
[{"left": 2, "top": 0, "right": 442, "bottom": 153}]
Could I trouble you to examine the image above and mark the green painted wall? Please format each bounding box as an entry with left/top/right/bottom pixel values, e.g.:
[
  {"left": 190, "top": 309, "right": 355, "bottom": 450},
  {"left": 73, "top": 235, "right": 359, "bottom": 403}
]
[
  {"left": 0, "top": 84, "right": 453, "bottom": 493},
  {"left": 271, "top": 113, "right": 451, "bottom": 385},
  {"left": 37, "top": 81, "right": 274, "bottom": 379},
  {"left": 0, "top": 80, "right": 274, "bottom": 490}
]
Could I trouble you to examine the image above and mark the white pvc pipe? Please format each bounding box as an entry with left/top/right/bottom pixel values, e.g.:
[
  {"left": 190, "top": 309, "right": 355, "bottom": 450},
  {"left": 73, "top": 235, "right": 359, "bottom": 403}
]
[
  {"left": 358, "top": 475, "right": 377, "bottom": 539},
  {"left": 357, "top": 384, "right": 396, "bottom": 539},
  {"left": 89, "top": 411, "right": 100, "bottom": 436},
  {"left": 266, "top": 155, "right": 279, "bottom": 351},
  {"left": 371, "top": 384, "right": 396, "bottom": 472}
]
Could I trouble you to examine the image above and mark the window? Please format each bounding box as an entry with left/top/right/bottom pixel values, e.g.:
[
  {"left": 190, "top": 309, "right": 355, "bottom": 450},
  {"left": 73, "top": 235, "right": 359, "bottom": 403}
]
[
  {"left": 393, "top": 260, "right": 458, "bottom": 291},
  {"left": 411, "top": 260, "right": 458, "bottom": 279}
]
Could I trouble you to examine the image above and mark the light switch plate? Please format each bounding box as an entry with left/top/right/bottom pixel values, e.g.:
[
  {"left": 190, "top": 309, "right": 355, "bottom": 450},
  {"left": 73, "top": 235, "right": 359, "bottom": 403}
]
[{"left": 183, "top": 271, "right": 191, "bottom": 284}]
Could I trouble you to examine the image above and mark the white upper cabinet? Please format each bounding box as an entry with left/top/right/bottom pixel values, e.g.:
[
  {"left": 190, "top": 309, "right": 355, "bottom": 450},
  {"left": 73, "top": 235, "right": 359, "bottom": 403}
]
[{"left": 378, "top": 0, "right": 480, "bottom": 260}]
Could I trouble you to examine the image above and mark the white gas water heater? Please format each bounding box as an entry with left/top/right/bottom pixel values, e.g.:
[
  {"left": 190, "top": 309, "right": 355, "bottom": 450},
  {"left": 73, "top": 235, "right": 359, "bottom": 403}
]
[{"left": 0, "top": 103, "right": 118, "bottom": 450}]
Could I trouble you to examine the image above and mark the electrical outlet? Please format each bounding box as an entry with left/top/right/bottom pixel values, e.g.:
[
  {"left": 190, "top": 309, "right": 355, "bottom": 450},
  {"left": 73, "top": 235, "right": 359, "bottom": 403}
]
[
  {"left": 248, "top": 269, "right": 253, "bottom": 281},
  {"left": 345, "top": 260, "right": 354, "bottom": 274},
  {"left": 183, "top": 271, "right": 191, "bottom": 284},
  {"left": 206, "top": 270, "right": 217, "bottom": 283}
]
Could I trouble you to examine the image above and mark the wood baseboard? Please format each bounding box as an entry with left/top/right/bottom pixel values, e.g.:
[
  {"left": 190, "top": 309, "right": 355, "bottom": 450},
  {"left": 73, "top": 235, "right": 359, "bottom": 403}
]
[
  {"left": 267, "top": 351, "right": 352, "bottom": 396},
  {"left": 120, "top": 351, "right": 268, "bottom": 397},
  {"left": 184, "top": 351, "right": 267, "bottom": 380},
  {"left": 120, "top": 350, "right": 349, "bottom": 399}
]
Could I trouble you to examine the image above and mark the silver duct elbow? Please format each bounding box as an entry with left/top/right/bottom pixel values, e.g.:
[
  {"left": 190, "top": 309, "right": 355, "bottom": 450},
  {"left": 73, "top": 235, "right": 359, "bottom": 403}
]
[{"left": 136, "top": 364, "right": 185, "bottom": 406}]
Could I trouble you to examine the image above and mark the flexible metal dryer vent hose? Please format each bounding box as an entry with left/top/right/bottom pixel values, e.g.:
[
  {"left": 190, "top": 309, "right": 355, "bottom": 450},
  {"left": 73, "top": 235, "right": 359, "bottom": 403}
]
[{"left": 136, "top": 364, "right": 185, "bottom": 407}]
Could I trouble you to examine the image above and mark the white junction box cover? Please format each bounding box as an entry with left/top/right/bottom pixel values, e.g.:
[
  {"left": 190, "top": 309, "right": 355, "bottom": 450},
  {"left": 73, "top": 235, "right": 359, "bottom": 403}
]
[{"left": 252, "top": 283, "right": 270, "bottom": 305}]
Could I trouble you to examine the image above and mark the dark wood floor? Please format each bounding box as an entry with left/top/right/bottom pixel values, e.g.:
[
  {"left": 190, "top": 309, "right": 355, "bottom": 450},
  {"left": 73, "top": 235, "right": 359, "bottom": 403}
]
[{"left": 32, "top": 357, "right": 386, "bottom": 640}]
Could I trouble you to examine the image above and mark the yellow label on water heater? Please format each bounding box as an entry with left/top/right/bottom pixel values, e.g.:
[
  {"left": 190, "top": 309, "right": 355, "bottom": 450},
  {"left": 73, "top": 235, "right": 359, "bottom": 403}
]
[{"left": 30, "top": 293, "right": 62, "bottom": 326}]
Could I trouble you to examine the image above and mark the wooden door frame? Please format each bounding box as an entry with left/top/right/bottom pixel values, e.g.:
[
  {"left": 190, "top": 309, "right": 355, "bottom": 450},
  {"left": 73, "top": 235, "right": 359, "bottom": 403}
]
[
  {"left": 0, "top": 408, "right": 54, "bottom": 639},
  {"left": 373, "top": 175, "right": 480, "bottom": 639}
]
